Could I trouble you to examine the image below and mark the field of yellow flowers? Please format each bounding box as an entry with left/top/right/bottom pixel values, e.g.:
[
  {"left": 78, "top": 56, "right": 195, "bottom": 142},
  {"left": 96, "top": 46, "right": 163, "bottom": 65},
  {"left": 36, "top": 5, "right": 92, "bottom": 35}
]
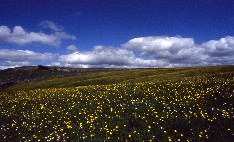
[{"left": 0, "top": 66, "right": 233, "bottom": 141}]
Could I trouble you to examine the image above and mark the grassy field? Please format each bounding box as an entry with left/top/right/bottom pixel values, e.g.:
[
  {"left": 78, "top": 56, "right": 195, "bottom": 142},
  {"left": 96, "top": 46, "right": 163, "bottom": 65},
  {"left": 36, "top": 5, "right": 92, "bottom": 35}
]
[{"left": 0, "top": 65, "right": 233, "bottom": 141}]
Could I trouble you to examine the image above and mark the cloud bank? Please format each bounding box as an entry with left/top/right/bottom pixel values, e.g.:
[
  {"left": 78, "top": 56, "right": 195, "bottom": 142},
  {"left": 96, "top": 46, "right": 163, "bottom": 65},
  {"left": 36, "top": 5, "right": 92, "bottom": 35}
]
[
  {"left": 59, "top": 46, "right": 168, "bottom": 68},
  {"left": 0, "top": 49, "right": 57, "bottom": 70},
  {"left": 0, "top": 23, "right": 76, "bottom": 47},
  {"left": 59, "top": 36, "right": 234, "bottom": 68},
  {"left": 0, "top": 31, "right": 233, "bottom": 69},
  {"left": 123, "top": 36, "right": 206, "bottom": 67}
]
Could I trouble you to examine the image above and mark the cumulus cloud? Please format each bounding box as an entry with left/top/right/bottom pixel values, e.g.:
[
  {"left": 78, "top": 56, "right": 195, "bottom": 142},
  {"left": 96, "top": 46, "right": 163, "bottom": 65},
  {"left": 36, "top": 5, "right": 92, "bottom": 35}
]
[
  {"left": 123, "top": 36, "right": 234, "bottom": 67},
  {"left": 202, "top": 36, "right": 234, "bottom": 57},
  {"left": 201, "top": 36, "right": 234, "bottom": 65},
  {"left": 60, "top": 46, "right": 133, "bottom": 66},
  {"left": 58, "top": 36, "right": 234, "bottom": 68},
  {"left": 67, "top": 45, "right": 78, "bottom": 53},
  {"left": 123, "top": 36, "right": 200, "bottom": 63},
  {"left": 0, "top": 61, "right": 30, "bottom": 70},
  {"left": 0, "top": 49, "right": 57, "bottom": 62},
  {"left": 59, "top": 46, "right": 168, "bottom": 68},
  {"left": 123, "top": 36, "right": 195, "bottom": 54},
  {"left": 1, "top": 35, "right": 233, "bottom": 70},
  {"left": 0, "top": 25, "right": 76, "bottom": 47},
  {"left": 0, "top": 49, "right": 58, "bottom": 70}
]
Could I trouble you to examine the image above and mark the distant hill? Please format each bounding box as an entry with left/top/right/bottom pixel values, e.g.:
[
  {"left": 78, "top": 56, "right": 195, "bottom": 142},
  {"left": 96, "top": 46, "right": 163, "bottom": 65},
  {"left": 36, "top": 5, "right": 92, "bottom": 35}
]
[
  {"left": 0, "top": 65, "right": 125, "bottom": 91},
  {"left": 1, "top": 65, "right": 233, "bottom": 92}
]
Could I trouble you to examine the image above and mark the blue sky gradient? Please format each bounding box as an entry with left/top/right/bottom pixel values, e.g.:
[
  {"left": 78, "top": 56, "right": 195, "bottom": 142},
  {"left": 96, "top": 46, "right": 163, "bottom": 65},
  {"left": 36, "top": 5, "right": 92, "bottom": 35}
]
[{"left": 0, "top": 0, "right": 234, "bottom": 69}]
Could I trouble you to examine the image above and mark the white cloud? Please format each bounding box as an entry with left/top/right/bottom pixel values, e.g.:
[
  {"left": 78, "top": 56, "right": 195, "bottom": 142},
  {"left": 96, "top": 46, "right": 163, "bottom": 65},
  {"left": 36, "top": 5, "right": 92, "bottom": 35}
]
[
  {"left": 123, "top": 36, "right": 194, "bottom": 51},
  {"left": 0, "top": 25, "right": 76, "bottom": 47},
  {"left": 1, "top": 35, "right": 233, "bottom": 70},
  {"left": 58, "top": 36, "right": 234, "bottom": 68},
  {"left": 201, "top": 36, "right": 234, "bottom": 65},
  {"left": 51, "top": 62, "right": 61, "bottom": 66},
  {"left": 123, "top": 36, "right": 234, "bottom": 67},
  {"left": 59, "top": 46, "right": 169, "bottom": 68},
  {"left": 0, "top": 49, "right": 57, "bottom": 62},
  {"left": 0, "top": 49, "right": 58, "bottom": 70},
  {"left": 202, "top": 36, "right": 234, "bottom": 57},
  {"left": 0, "top": 61, "right": 30, "bottom": 70},
  {"left": 60, "top": 46, "right": 132, "bottom": 66},
  {"left": 123, "top": 36, "right": 197, "bottom": 58},
  {"left": 67, "top": 45, "right": 78, "bottom": 53},
  {"left": 39, "top": 20, "right": 64, "bottom": 32}
]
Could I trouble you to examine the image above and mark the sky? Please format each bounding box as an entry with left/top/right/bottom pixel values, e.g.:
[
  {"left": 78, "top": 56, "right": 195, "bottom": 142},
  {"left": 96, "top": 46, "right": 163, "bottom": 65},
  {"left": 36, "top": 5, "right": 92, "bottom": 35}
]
[{"left": 0, "top": 0, "right": 234, "bottom": 69}]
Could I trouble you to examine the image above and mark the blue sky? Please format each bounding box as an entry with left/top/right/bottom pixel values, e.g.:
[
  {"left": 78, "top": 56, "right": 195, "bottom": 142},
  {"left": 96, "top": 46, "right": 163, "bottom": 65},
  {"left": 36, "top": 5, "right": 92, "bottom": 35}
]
[{"left": 0, "top": 0, "right": 234, "bottom": 69}]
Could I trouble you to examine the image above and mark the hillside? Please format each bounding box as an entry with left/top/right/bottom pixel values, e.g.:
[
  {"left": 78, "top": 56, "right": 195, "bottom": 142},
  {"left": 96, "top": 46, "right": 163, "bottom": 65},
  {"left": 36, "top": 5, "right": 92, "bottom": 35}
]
[
  {"left": 1, "top": 65, "right": 233, "bottom": 92},
  {"left": 0, "top": 66, "right": 125, "bottom": 91},
  {"left": 0, "top": 65, "right": 233, "bottom": 141}
]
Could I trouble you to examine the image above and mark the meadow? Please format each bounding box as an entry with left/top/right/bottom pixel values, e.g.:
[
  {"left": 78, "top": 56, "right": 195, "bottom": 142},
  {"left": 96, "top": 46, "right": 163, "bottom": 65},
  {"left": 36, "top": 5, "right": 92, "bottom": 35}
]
[{"left": 0, "top": 66, "right": 233, "bottom": 141}]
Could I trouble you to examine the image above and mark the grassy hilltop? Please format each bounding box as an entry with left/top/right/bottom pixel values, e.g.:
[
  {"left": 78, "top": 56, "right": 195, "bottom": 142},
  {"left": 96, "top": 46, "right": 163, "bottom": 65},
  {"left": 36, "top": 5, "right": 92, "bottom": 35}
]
[
  {"left": 0, "top": 65, "right": 233, "bottom": 141},
  {"left": 1, "top": 65, "right": 233, "bottom": 91}
]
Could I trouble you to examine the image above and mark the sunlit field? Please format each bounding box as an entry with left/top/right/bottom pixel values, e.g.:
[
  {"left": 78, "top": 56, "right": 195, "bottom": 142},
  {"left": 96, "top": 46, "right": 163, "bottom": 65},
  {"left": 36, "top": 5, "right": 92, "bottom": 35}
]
[{"left": 0, "top": 66, "right": 233, "bottom": 141}]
